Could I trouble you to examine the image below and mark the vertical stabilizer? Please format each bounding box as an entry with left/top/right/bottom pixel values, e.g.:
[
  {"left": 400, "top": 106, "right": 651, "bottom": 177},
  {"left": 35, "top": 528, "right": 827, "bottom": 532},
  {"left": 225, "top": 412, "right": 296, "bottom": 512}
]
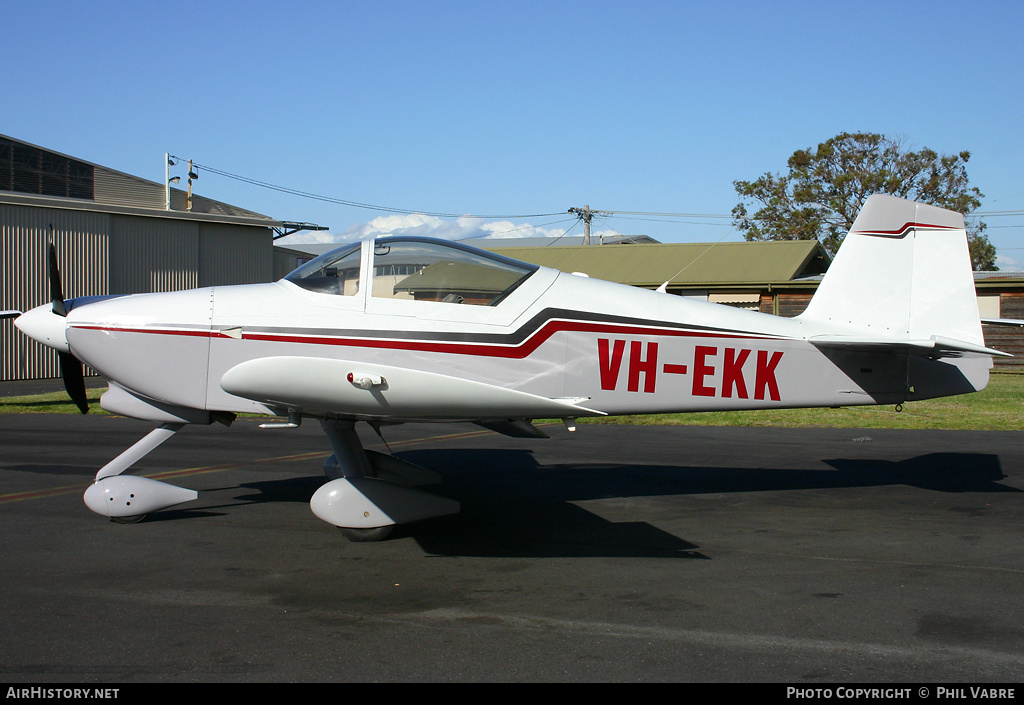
[{"left": 798, "top": 194, "right": 983, "bottom": 347}]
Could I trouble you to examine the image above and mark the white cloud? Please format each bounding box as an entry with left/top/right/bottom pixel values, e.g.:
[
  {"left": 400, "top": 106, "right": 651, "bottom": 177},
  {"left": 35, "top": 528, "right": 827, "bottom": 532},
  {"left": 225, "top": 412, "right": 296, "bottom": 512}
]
[
  {"left": 996, "top": 252, "right": 1022, "bottom": 272},
  {"left": 274, "top": 213, "right": 603, "bottom": 245}
]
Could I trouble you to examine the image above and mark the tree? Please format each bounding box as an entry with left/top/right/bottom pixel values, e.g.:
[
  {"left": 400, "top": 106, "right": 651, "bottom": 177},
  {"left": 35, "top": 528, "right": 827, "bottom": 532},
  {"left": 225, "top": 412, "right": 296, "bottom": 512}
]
[{"left": 732, "top": 132, "right": 996, "bottom": 270}]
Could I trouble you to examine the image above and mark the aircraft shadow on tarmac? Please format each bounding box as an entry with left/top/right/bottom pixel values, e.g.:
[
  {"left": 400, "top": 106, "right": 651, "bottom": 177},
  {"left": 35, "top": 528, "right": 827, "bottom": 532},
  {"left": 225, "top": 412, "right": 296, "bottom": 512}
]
[{"left": 158, "top": 447, "right": 1017, "bottom": 560}]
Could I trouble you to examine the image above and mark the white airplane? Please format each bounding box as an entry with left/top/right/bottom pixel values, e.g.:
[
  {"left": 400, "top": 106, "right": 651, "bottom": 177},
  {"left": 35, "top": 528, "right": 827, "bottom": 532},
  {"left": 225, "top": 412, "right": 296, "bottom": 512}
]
[{"left": 13, "top": 194, "right": 1007, "bottom": 540}]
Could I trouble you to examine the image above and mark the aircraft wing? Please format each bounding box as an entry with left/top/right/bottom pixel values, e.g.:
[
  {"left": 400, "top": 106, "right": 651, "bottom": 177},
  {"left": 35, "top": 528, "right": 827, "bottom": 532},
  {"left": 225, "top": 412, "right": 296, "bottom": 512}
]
[
  {"left": 1, "top": 310, "right": 21, "bottom": 319},
  {"left": 809, "top": 335, "right": 1011, "bottom": 358},
  {"left": 220, "top": 355, "right": 605, "bottom": 421}
]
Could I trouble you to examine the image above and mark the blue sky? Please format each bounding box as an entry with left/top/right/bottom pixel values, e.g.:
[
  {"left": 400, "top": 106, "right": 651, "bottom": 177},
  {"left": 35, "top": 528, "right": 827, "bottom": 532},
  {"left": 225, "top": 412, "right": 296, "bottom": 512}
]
[{"left": 5, "top": 1, "right": 1023, "bottom": 265}]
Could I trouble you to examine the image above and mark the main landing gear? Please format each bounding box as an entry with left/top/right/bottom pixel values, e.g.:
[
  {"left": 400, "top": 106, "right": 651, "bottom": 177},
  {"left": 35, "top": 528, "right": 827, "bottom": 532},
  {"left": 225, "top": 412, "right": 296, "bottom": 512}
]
[
  {"left": 311, "top": 419, "right": 460, "bottom": 541},
  {"left": 81, "top": 419, "right": 459, "bottom": 541}
]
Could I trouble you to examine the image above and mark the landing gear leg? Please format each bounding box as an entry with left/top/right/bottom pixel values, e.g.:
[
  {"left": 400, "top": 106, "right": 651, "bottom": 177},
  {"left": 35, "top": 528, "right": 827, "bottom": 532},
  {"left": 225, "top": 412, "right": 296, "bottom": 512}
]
[
  {"left": 310, "top": 420, "right": 459, "bottom": 541},
  {"left": 83, "top": 423, "right": 198, "bottom": 521}
]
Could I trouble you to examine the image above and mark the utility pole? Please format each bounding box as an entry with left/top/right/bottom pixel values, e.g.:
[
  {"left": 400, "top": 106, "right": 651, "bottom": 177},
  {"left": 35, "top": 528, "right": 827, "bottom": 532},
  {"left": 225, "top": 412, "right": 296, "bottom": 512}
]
[{"left": 568, "top": 205, "right": 611, "bottom": 245}]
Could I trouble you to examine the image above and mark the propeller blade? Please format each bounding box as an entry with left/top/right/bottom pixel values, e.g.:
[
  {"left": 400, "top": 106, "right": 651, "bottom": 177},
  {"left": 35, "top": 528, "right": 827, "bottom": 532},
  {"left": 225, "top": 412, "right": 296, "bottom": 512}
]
[
  {"left": 48, "top": 244, "right": 67, "bottom": 317},
  {"left": 46, "top": 243, "right": 89, "bottom": 413},
  {"left": 58, "top": 351, "right": 89, "bottom": 414}
]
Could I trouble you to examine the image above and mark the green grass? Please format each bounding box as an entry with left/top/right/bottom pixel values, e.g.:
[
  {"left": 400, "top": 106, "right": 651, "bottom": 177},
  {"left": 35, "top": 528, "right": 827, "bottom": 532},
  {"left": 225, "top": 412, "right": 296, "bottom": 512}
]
[
  {"left": 3, "top": 373, "right": 1024, "bottom": 431},
  {"left": 0, "top": 386, "right": 107, "bottom": 415},
  {"left": 580, "top": 372, "right": 1024, "bottom": 431}
]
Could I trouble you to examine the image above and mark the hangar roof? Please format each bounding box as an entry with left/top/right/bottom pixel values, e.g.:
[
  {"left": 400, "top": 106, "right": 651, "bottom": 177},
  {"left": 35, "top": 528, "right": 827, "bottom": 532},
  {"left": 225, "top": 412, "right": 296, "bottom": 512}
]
[
  {"left": 0, "top": 134, "right": 280, "bottom": 228},
  {"left": 481, "top": 240, "right": 831, "bottom": 288}
]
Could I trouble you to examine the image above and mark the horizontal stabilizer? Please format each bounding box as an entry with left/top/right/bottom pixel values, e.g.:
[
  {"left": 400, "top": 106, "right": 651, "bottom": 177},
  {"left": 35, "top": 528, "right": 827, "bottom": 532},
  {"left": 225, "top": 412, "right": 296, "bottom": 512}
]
[
  {"left": 982, "top": 318, "right": 1024, "bottom": 328},
  {"left": 809, "top": 335, "right": 1010, "bottom": 358}
]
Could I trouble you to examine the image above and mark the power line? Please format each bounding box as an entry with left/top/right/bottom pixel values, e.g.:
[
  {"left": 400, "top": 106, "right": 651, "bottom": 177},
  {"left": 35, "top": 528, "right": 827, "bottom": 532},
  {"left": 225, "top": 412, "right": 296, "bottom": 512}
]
[
  {"left": 612, "top": 214, "right": 735, "bottom": 226},
  {"left": 169, "top": 156, "right": 564, "bottom": 220},
  {"left": 601, "top": 210, "right": 734, "bottom": 218},
  {"left": 170, "top": 156, "right": 1024, "bottom": 230}
]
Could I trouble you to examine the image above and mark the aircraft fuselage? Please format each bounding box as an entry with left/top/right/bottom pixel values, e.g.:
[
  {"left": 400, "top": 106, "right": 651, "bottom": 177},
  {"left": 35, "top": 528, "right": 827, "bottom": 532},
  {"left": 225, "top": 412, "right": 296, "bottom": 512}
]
[{"left": 53, "top": 241, "right": 928, "bottom": 423}]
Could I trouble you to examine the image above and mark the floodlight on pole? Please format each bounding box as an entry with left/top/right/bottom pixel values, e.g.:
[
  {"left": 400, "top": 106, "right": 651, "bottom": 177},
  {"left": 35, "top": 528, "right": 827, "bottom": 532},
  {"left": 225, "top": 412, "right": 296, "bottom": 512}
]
[{"left": 165, "top": 153, "right": 179, "bottom": 211}]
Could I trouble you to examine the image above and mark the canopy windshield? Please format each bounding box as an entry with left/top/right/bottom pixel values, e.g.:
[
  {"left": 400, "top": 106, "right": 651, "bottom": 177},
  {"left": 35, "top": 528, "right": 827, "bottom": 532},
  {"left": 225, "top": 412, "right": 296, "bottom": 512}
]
[
  {"left": 285, "top": 238, "right": 538, "bottom": 306},
  {"left": 284, "top": 243, "right": 361, "bottom": 295},
  {"left": 371, "top": 238, "right": 537, "bottom": 305}
]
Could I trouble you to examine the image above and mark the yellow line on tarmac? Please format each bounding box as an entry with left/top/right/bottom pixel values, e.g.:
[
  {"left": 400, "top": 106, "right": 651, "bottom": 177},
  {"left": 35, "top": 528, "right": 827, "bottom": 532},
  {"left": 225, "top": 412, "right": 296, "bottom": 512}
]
[
  {"left": 0, "top": 450, "right": 331, "bottom": 506},
  {"left": 0, "top": 426, "right": 500, "bottom": 506},
  {"left": 0, "top": 484, "right": 90, "bottom": 505},
  {"left": 365, "top": 427, "right": 500, "bottom": 450}
]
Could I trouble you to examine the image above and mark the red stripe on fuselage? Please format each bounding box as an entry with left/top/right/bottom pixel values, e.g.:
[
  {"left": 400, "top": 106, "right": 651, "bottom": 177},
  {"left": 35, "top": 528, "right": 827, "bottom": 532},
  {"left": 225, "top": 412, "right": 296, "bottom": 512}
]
[{"left": 71, "top": 318, "right": 780, "bottom": 361}]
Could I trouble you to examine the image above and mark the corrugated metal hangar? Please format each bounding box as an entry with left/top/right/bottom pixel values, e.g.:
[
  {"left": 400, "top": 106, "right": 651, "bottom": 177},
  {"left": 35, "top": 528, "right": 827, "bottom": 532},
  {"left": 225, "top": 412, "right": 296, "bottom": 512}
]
[{"left": 0, "top": 134, "right": 284, "bottom": 381}]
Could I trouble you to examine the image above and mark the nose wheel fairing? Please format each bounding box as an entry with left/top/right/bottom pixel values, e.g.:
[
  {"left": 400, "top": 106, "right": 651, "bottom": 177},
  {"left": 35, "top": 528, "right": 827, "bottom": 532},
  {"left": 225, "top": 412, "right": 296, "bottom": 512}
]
[
  {"left": 84, "top": 475, "right": 198, "bottom": 521},
  {"left": 83, "top": 423, "right": 198, "bottom": 521}
]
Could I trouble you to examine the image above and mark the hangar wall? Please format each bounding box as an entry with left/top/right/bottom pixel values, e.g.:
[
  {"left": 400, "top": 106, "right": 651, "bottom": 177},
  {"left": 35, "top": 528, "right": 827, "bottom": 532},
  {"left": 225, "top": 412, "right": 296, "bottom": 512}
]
[
  {"left": 0, "top": 133, "right": 310, "bottom": 382},
  {"left": 1, "top": 203, "right": 274, "bottom": 381}
]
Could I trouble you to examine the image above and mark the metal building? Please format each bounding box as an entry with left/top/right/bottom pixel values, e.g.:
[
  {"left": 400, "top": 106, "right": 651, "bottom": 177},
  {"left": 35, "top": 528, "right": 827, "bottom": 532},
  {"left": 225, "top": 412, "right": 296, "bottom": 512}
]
[{"left": 1, "top": 134, "right": 283, "bottom": 381}]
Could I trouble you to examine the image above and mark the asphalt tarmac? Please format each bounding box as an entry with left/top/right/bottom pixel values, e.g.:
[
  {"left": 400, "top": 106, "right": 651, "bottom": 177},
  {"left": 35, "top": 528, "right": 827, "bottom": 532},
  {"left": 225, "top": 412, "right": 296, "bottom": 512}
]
[{"left": 1, "top": 410, "right": 1022, "bottom": 683}]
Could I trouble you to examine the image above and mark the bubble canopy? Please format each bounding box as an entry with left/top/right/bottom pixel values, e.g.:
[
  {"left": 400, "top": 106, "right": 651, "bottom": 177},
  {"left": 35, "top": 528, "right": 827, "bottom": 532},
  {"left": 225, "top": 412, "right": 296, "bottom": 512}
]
[{"left": 284, "top": 237, "right": 539, "bottom": 305}]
